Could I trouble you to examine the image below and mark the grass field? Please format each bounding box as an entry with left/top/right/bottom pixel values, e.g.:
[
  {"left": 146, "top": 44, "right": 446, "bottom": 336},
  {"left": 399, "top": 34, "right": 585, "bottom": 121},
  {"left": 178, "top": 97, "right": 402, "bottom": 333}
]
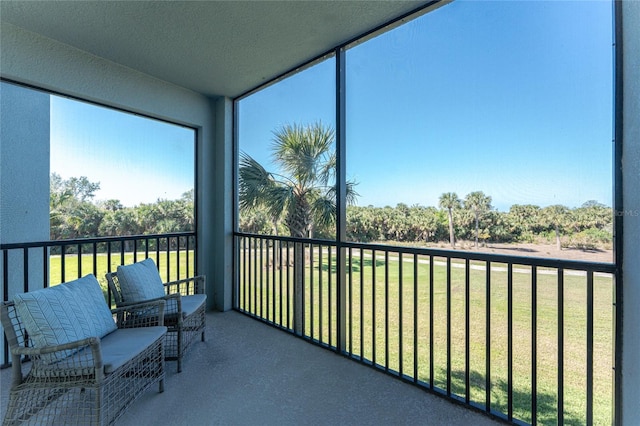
[
  {"left": 239, "top": 244, "right": 614, "bottom": 425},
  {"left": 49, "top": 251, "right": 196, "bottom": 303}
]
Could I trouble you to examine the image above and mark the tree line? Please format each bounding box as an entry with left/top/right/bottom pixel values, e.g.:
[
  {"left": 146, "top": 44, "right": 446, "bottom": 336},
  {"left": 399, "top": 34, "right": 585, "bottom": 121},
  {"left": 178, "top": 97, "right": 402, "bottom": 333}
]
[
  {"left": 238, "top": 122, "right": 612, "bottom": 251},
  {"left": 50, "top": 173, "right": 194, "bottom": 241},
  {"left": 241, "top": 198, "right": 612, "bottom": 250}
]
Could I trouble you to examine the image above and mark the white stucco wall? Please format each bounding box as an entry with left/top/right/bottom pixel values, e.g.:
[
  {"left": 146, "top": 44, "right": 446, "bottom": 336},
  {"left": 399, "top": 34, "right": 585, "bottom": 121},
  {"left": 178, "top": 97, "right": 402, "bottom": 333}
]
[
  {"left": 0, "top": 81, "right": 51, "bottom": 365},
  {"left": 0, "top": 81, "right": 50, "bottom": 315},
  {"left": 0, "top": 23, "right": 234, "bottom": 312},
  {"left": 621, "top": 1, "right": 640, "bottom": 424}
]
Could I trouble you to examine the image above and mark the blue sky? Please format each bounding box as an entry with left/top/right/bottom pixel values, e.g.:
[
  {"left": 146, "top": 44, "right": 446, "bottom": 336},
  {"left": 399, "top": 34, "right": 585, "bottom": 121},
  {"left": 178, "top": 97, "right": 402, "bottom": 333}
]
[
  {"left": 50, "top": 97, "right": 195, "bottom": 207},
  {"left": 52, "top": 0, "right": 613, "bottom": 212},
  {"left": 238, "top": 0, "right": 613, "bottom": 212}
]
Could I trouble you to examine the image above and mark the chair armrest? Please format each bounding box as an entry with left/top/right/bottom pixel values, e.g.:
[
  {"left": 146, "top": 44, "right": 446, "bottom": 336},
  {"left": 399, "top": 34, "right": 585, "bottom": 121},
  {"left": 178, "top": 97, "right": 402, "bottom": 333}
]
[
  {"left": 113, "top": 299, "right": 166, "bottom": 328},
  {"left": 11, "top": 337, "right": 105, "bottom": 383},
  {"left": 163, "top": 275, "right": 206, "bottom": 296}
]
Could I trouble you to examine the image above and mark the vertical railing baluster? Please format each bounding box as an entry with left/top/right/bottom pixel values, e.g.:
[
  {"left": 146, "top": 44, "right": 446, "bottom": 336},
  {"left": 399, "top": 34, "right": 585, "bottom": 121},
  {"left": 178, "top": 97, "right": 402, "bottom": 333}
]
[
  {"left": 77, "top": 244, "right": 82, "bottom": 278},
  {"left": 429, "top": 254, "right": 434, "bottom": 389},
  {"left": 155, "top": 237, "right": 160, "bottom": 270},
  {"left": 242, "top": 237, "right": 247, "bottom": 311},
  {"left": 399, "top": 252, "right": 403, "bottom": 378},
  {"left": 279, "top": 240, "right": 283, "bottom": 327},
  {"left": 465, "top": 258, "right": 471, "bottom": 403},
  {"left": 507, "top": 263, "right": 514, "bottom": 421},
  {"left": 61, "top": 244, "right": 66, "bottom": 283},
  {"left": 43, "top": 246, "right": 49, "bottom": 289},
  {"left": 587, "top": 270, "right": 594, "bottom": 425},
  {"left": 266, "top": 239, "right": 270, "bottom": 321},
  {"left": 177, "top": 237, "right": 181, "bottom": 280},
  {"left": 558, "top": 268, "right": 565, "bottom": 424},
  {"left": 253, "top": 237, "right": 258, "bottom": 315},
  {"left": 134, "top": 239, "right": 138, "bottom": 263},
  {"left": 92, "top": 243, "right": 98, "bottom": 278},
  {"left": 259, "top": 237, "right": 264, "bottom": 319},
  {"left": 302, "top": 242, "right": 307, "bottom": 339},
  {"left": 372, "top": 249, "right": 376, "bottom": 367},
  {"left": 348, "top": 247, "right": 353, "bottom": 356},
  {"left": 23, "top": 248, "right": 29, "bottom": 292},
  {"left": 385, "top": 250, "right": 389, "bottom": 372},
  {"left": 447, "top": 257, "right": 452, "bottom": 395},
  {"left": 360, "top": 248, "right": 364, "bottom": 363},
  {"left": 107, "top": 242, "right": 112, "bottom": 273},
  {"left": 271, "top": 239, "right": 276, "bottom": 323},
  {"left": 328, "top": 244, "right": 332, "bottom": 346},
  {"left": 486, "top": 260, "right": 491, "bottom": 412},
  {"left": 311, "top": 243, "right": 315, "bottom": 340},
  {"left": 185, "top": 237, "right": 190, "bottom": 278},
  {"left": 413, "top": 253, "right": 418, "bottom": 384},
  {"left": 319, "top": 245, "right": 324, "bottom": 343},
  {"left": 286, "top": 241, "right": 290, "bottom": 330},
  {"left": 247, "top": 238, "right": 252, "bottom": 313},
  {"left": 165, "top": 237, "right": 170, "bottom": 281},
  {"left": 532, "top": 266, "right": 538, "bottom": 424}
]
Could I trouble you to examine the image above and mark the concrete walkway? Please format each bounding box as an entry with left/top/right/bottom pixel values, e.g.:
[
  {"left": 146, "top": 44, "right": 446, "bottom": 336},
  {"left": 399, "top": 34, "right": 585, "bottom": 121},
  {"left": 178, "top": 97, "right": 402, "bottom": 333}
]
[{"left": 1, "top": 311, "right": 504, "bottom": 425}]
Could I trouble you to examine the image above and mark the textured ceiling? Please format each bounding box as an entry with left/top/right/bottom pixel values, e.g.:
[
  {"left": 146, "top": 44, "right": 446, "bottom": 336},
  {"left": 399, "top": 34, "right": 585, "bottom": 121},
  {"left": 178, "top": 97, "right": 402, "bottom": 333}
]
[{"left": 0, "top": 1, "right": 435, "bottom": 98}]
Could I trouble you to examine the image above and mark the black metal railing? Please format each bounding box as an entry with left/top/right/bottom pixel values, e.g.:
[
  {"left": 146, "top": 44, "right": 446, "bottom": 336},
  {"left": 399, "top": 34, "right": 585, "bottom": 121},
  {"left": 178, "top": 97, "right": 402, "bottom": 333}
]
[
  {"left": 1, "top": 232, "right": 197, "bottom": 367},
  {"left": 234, "top": 232, "right": 616, "bottom": 425}
]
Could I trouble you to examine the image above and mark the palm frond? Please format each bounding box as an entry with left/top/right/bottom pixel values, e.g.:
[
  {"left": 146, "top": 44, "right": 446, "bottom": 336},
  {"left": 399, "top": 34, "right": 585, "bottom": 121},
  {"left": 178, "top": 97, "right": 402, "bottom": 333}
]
[{"left": 311, "top": 196, "right": 336, "bottom": 230}]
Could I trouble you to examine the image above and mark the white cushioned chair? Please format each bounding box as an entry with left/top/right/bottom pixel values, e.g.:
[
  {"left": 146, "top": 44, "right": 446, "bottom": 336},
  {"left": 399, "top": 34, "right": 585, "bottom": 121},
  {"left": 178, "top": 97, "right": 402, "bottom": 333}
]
[{"left": 105, "top": 258, "right": 206, "bottom": 372}]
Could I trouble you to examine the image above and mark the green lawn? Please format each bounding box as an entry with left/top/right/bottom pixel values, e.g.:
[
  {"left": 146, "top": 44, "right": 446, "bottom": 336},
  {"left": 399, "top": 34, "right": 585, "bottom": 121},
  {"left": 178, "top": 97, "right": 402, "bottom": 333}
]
[
  {"left": 49, "top": 250, "right": 196, "bottom": 303},
  {"left": 239, "top": 245, "right": 614, "bottom": 425}
]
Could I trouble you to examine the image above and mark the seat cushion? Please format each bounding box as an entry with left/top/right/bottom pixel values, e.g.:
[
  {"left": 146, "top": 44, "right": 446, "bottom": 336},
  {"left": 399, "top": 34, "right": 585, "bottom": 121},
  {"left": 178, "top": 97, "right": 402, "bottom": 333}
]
[
  {"left": 14, "top": 275, "right": 117, "bottom": 362},
  {"left": 100, "top": 326, "right": 167, "bottom": 374},
  {"left": 116, "top": 258, "right": 166, "bottom": 304},
  {"left": 166, "top": 294, "right": 207, "bottom": 319}
]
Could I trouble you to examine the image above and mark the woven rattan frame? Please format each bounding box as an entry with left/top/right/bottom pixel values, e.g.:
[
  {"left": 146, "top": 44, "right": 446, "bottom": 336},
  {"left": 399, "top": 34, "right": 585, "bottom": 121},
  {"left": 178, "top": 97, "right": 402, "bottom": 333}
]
[
  {"left": 105, "top": 273, "right": 206, "bottom": 373},
  {"left": 1, "top": 299, "right": 166, "bottom": 426}
]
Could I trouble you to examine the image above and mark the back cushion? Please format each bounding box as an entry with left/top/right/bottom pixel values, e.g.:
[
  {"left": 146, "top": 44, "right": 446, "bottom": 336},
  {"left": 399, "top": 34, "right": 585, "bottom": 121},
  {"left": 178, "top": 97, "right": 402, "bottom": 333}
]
[
  {"left": 116, "top": 258, "right": 166, "bottom": 304},
  {"left": 13, "top": 275, "right": 116, "bottom": 362}
]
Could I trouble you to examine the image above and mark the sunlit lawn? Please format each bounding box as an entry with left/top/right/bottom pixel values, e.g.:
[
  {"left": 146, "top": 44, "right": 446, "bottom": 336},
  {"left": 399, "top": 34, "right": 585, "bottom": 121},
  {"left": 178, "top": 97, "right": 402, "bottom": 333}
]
[
  {"left": 240, "top": 246, "right": 614, "bottom": 425},
  {"left": 50, "top": 250, "right": 196, "bottom": 303}
]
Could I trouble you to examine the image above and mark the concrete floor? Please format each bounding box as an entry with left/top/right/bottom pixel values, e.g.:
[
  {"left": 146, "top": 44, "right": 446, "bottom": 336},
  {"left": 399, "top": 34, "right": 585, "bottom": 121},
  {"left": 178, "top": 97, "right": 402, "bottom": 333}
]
[{"left": 2, "top": 311, "right": 504, "bottom": 425}]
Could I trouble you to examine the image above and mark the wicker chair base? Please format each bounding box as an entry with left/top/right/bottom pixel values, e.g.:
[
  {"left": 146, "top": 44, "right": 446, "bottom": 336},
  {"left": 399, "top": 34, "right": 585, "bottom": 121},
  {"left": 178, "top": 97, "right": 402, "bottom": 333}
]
[
  {"left": 164, "top": 302, "right": 206, "bottom": 372},
  {"left": 2, "top": 337, "right": 165, "bottom": 426}
]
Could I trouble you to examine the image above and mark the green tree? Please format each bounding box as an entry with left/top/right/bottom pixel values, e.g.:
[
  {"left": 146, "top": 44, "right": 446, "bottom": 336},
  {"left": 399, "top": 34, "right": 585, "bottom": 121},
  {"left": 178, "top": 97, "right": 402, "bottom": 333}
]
[
  {"left": 50, "top": 173, "right": 103, "bottom": 239},
  {"left": 464, "top": 191, "right": 492, "bottom": 248},
  {"left": 238, "top": 122, "right": 357, "bottom": 238},
  {"left": 239, "top": 122, "right": 358, "bottom": 335},
  {"left": 542, "top": 204, "right": 570, "bottom": 250},
  {"left": 439, "top": 192, "right": 461, "bottom": 248},
  {"left": 507, "top": 204, "right": 542, "bottom": 241}
]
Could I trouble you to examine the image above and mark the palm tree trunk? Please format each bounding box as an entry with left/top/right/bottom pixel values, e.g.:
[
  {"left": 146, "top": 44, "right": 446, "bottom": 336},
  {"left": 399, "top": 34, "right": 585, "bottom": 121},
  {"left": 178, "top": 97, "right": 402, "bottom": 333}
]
[
  {"left": 474, "top": 214, "right": 479, "bottom": 249},
  {"left": 448, "top": 208, "right": 455, "bottom": 248},
  {"left": 555, "top": 225, "right": 562, "bottom": 251}
]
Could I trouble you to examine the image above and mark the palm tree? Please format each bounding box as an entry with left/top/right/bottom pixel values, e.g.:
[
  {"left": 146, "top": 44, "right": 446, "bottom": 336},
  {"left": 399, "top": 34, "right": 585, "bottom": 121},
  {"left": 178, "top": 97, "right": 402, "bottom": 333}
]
[
  {"left": 464, "top": 191, "right": 492, "bottom": 249},
  {"left": 239, "top": 122, "right": 357, "bottom": 238},
  {"left": 542, "top": 204, "right": 570, "bottom": 251},
  {"left": 439, "top": 192, "right": 461, "bottom": 248},
  {"left": 239, "top": 122, "right": 358, "bottom": 335}
]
